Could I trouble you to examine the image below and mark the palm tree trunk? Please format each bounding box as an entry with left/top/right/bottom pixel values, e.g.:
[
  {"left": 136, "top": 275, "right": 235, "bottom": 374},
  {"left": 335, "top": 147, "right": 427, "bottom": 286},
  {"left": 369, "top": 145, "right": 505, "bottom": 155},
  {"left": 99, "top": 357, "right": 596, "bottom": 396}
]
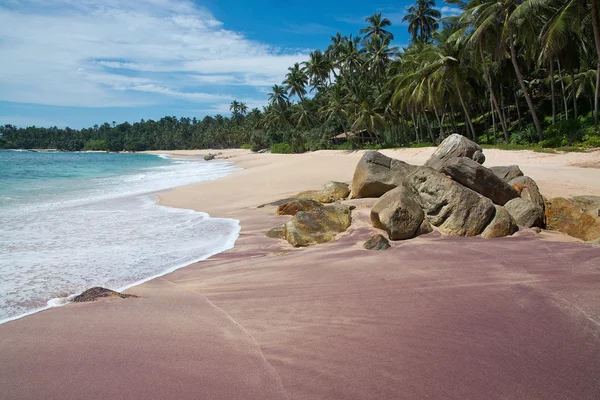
[
  {"left": 480, "top": 41, "right": 509, "bottom": 142},
  {"left": 591, "top": 0, "right": 600, "bottom": 128},
  {"left": 433, "top": 104, "right": 444, "bottom": 140},
  {"left": 455, "top": 80, "right": 476, "bottom": 141},
  {"left": 570, "top": 70, "right": 578, "bottom": 120},
  {"left": 550, "top": 59, "right": 556, "bottom": 124},
  {"left": 514, "top": 91, "right": 522, "bottom": 128},
  {"left": 557, "top": 60, "right": 569, "bottom": 120},
  {"left": 508, "top": 28, "right": 543, "bottom": 140},
  {"left": 491, "top": 96, "right": 497, "bottom": 142}
]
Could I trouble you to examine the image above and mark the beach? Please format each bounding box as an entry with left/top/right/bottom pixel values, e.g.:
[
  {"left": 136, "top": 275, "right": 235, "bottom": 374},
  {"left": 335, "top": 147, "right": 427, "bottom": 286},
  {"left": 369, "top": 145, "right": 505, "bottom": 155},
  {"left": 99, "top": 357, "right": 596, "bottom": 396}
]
[{"left": 2, "top": 148, "right": 600, "bottom": 399}]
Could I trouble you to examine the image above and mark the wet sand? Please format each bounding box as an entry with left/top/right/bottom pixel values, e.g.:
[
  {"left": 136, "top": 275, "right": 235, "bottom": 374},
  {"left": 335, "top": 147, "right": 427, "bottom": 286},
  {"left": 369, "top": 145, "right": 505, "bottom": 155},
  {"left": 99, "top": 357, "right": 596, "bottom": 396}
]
[{"left": 1, "top": 148, "right": 600, "bottom": 399}]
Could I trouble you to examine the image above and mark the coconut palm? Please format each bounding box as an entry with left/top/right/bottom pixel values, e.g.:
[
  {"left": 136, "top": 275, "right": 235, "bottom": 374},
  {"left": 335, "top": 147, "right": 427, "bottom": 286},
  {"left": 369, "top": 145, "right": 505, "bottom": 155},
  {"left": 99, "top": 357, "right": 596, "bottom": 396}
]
[
  {"left": 402, "top": 0, "right": 441, "bottom": 43},
  {"left": 283, "top": 63, "right": 308, "bottom": 101},
  {"left": 359, "top": 12, "right": 394, "bottom": 44},
  {"left": 268, "top": 85, "right": 289, "bottom": 109}
]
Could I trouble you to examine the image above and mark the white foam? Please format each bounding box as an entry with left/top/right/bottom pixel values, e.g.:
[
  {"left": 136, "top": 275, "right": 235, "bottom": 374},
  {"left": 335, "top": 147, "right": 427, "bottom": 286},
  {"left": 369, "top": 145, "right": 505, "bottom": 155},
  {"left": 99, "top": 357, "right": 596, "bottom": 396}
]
[{"left": 0, "top": 156, "right": 241, "bottom": 324}]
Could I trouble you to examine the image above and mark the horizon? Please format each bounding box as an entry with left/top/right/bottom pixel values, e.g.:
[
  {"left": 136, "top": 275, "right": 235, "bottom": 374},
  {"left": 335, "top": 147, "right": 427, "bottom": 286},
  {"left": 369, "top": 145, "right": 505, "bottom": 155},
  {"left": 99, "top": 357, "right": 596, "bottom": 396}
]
[{"left": 0, "top": 0, "right": 460, "bottom": 129}]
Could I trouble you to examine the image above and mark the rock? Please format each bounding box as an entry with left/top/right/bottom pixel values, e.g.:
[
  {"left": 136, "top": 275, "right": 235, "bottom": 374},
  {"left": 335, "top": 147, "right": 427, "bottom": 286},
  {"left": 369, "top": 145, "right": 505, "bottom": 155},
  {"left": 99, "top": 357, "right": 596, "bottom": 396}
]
[
  {"left": 204, "top": 153, "right": 215, "bottom": 161},
  {"left": 276, "top": 199, "right": 322, "bottom": 216},
  {"left": 363, "top": 234, "right": 391, "bottom": 250},
  {"left": 489, "top": 165, "right": 524, "bottom": 182},
  {"left": 545, "top": 196, "right": 600, "bottom": 242},
  {"left": 284, "top": 204, "right": 352, "bottom": 247},
  {"left": 370, "top": 185, "right": 425, "bottom": 240},
  {"left": 425, "top": 134, "right": 485, "bottom": 170},
  {"left": 472, "top": 150, "right": 485, "bottom": 165},
  {"left": 72, "top": 287, "right": 137, "bottom": 303},
  {"left": 440, "top": 157, "right": 519, "bottom": 205},
  {"left": 416, "top": 219, "right": 434, "bottom": 235},
  {"left": 351, "top": 151, "right": 418, "bottom": 198},
  {"left": 266, "top": 225, "right": 286, "bottom": 239},
  {"left": 504, "top": 197, "right": 545, "bottom": 228},
  {"left": 406, "top": 167, "right": 495, "bottom": 236},
  {"left": 509, "top": 176, "right": 545, "bottom": 211},
  {"left": 481, "top": 205, "right": 519, "bottom": 238},
  {"left": 295, "top": 181, "right": 350, "bottom": 203}
]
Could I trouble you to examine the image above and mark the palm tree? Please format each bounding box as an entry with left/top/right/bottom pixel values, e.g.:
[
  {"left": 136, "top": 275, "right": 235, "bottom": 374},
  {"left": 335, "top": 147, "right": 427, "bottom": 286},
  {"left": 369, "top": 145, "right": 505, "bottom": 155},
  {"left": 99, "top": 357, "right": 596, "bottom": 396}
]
[
  {"left": 303, "top": 50, "right": 332, "bottom": 91},
  {"left": 268, "top": 85, "right": 289, "bottom": 109},
  {"left": 402, "top": 0, "right": 441, "bottom": 43},
  {"left": 359, "top": 12, "right": 394, "bottom": 44},
  {"left": 283, "top": 63, "right": 308, "bottom": 101}
]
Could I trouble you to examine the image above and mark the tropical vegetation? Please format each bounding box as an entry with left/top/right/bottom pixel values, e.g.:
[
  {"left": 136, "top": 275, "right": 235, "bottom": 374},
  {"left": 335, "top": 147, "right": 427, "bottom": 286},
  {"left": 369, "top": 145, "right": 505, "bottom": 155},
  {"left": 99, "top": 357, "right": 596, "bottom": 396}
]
[{"left": 2, "top": 0, "right": 600, "bottom": 152}]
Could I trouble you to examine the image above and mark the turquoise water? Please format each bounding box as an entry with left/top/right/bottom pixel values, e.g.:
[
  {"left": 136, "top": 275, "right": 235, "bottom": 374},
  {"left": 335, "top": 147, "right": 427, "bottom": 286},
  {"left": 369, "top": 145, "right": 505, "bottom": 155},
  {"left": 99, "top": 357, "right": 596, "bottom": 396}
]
[
  {"left": 1, "top": 151, "right": 169, "bottom": 208},
  {"left": 0, "top": 150, "right": 240, "bottom": 323}
]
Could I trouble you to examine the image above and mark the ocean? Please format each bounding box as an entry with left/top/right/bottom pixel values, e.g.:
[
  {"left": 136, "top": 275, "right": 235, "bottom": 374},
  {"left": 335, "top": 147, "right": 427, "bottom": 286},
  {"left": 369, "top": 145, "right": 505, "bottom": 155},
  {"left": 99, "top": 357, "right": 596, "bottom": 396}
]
[{"left": 0, "top": 150, "right": 240, "bottom": 323}]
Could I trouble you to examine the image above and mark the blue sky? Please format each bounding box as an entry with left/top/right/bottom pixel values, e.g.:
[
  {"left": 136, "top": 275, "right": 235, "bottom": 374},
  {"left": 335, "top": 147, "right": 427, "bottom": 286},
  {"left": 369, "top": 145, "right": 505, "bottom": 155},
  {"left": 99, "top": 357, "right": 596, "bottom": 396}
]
[{"left": 0, "top": 0, "right": 460, "bottom": 128}]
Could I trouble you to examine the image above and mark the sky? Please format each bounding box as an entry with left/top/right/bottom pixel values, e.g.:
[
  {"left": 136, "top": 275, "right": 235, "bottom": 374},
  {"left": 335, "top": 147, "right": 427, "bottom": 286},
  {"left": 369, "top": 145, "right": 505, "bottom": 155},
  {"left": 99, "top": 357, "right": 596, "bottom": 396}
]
[{"left": 0, "top": 0, "right": 461, "bottom": 128}]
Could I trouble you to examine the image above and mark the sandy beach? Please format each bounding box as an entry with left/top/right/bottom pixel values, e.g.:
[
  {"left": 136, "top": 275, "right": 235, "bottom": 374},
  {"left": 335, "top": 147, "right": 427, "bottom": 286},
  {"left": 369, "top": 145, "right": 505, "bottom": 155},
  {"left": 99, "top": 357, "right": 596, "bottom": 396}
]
[{"left": 2, "top": 148, "right": 600, "bottom": 399}]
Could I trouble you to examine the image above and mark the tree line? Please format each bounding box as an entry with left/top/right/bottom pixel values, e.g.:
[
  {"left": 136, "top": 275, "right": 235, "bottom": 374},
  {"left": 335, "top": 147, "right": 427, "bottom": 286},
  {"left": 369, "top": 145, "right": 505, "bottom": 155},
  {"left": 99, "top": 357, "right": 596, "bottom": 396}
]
[{"left": 2, "top": 0, "right": 600, "bottom": 152}]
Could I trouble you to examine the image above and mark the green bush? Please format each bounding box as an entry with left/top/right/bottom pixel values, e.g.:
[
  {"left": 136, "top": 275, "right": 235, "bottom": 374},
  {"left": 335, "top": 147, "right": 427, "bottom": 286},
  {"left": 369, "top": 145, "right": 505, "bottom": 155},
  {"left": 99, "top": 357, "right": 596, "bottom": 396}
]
[
  {"left": 83, "top": 139, "right": 107, "bottom": 151},
  {"left": 240, "top": 143, "right": 252, "bottom": 150},
  {"left": 410, "top": 142, "right": 434, "bottom": 148},
  {"left": 333, "top": 142, "right": 353, "bottom": 150},
  {"left": 510, "top": 124, "right": 538, "bottom": 144},
  {"left": 271, "top": 143, "right": 293, "bottom": 154},
  {"left": 541, "top": 120, "right": 583, "bottom": 148}
]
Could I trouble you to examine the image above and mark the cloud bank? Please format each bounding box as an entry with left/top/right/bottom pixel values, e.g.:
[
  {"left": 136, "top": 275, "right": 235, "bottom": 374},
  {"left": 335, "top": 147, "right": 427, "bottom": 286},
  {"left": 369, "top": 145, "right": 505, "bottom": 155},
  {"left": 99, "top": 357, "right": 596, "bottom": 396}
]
[{"left": 0, "top": 0, "right": 309, "bottom": 111}]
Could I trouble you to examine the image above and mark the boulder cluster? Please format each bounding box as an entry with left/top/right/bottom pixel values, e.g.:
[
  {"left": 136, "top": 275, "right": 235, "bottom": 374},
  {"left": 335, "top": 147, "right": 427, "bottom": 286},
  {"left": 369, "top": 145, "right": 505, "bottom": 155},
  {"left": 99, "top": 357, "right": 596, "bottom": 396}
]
[{"left": 266, "top": 134, "right": 600, "bottom": 247}]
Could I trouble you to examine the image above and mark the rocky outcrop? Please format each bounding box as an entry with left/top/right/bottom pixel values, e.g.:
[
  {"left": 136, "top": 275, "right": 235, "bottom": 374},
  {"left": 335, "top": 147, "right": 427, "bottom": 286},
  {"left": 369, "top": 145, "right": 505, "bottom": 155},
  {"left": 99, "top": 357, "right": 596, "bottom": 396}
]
[
  {"left": 351, "top": 151, "right": 417, "bottom": 198},
  {"left": 545, "top": 196, "right": 600, "bottom": 242},
  {"left": 72, "top": 287, "right": 137, "bottom": 302},
  {"left": 363, "top": 234, "right": 391, "bottom": 250},
  {"left": 276, "top": 199, "right": 322, "bottom": 216},
  {"left": 406, "top": 167, "right": 495, "bottom": 236},
  {"left": 504, "top": 197, "right": 545, "bottom": 228},
  {"left": 425, "top": 134, "right": 485, "bottom": 170},
  {"left": 284, "top": 203, "right": 353, "bottom": 247},
  {"left": 481, "top": 206, "right": 518, "bottom": 238},
  {"left": 370, "top": 185, "right": 425, "bottom": 240},
  {"left": 509, "top": 176, "right": 545, "bottom": 211},
  {"left": 204, "top": 153, "right": 216, "bottom": 161},
  {"left": 266, "top": 225, "right": 286, "bottom": 239},
  {"left": 489, "top": 165, "right": 524, "bottom": 182},
  {"left": 296, "top": 181, "right": 350, "bottom": 203},
  {"left": 440, "top": 157, "right": 519, "bottom": 205}
]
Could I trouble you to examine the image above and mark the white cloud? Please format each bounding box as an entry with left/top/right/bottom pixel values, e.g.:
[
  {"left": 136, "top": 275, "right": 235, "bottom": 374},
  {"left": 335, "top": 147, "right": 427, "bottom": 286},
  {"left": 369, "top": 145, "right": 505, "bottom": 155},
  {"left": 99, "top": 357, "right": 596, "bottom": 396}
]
[
  {"left": 440, "top": 6, "right": 463, "bottom": 17},
  {"left": 0, "top": 0, "right": 309, "bottom": 109}
]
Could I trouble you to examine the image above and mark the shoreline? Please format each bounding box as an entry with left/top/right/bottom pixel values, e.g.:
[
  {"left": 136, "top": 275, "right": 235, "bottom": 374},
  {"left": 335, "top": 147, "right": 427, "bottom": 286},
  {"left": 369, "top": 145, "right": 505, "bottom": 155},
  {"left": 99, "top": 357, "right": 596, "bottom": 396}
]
[
  {"left": 2, "top": 148, "right": 600, "bottom": 399},
  {"left": 0, "top": 152, "right": 241, "bottom": 325}
]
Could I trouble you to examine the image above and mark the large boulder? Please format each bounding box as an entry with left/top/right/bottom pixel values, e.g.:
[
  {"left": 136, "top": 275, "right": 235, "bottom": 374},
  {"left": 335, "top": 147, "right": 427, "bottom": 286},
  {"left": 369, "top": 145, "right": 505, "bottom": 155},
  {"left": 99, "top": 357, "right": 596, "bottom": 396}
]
[
  {"left": 370, "top": 185, "right": 425, "bottom": 240},
  {"left": 489, "top": 165, "right": 524, "bottom": 182},
  {"left": 351, "top": 151, "right": 418, "bottom": 198},
  {"left": 425, "top": 134, "right": 485, "bottom": 170},
  {"left": 406, "top": 167, "right": 495, "bottom": 236},
  {"left": 277, "top": 199, "right": 322, "bottom": 216},
  {"left": 296, "top": 181, "right": 350, "bottom": 203},
  {"left": 504, "top": 197, "right": 545, "bottom": 228},
  {"left": 509, "top": 176, "right": 545, "bottom": 211},
  {"left": 266, "top": 225, "right": 286, "bottom": 239},
  {"left": 545, "top": 196, "right": 600, "bottom": 242},
  {"left": 284, "top": 204, "right": 352, "bottom": 247},
  {"left": 363, "top": 234, "right": 391, "bottom": 250},
  {"left": 481, "top": 205, "right": 519, "bottom": 238},
  {"left": 440, "top": 157, "right": 519, "bottom": 205}
]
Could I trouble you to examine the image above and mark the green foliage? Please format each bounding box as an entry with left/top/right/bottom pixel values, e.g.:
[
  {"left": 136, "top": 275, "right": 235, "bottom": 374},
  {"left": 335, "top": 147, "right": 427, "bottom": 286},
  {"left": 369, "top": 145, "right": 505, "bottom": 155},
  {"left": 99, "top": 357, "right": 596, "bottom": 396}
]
[
  {"left": 270, "top": 143, "right": 294, "bottom": 154},
  {"left": 410, "top": 142, "right": 434, "bottom": 148},
  {"left": 510, "top": 125, "right": 538, "bottom": 144},
  {"left": 83, "top": 139, "right": 107, "bottom": 151},
  {"left": 240, "top": 143, "right": 252, "bottom": 150},
  {"left": 541, "top": 120, "right": 584, "bottom": 148}
]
